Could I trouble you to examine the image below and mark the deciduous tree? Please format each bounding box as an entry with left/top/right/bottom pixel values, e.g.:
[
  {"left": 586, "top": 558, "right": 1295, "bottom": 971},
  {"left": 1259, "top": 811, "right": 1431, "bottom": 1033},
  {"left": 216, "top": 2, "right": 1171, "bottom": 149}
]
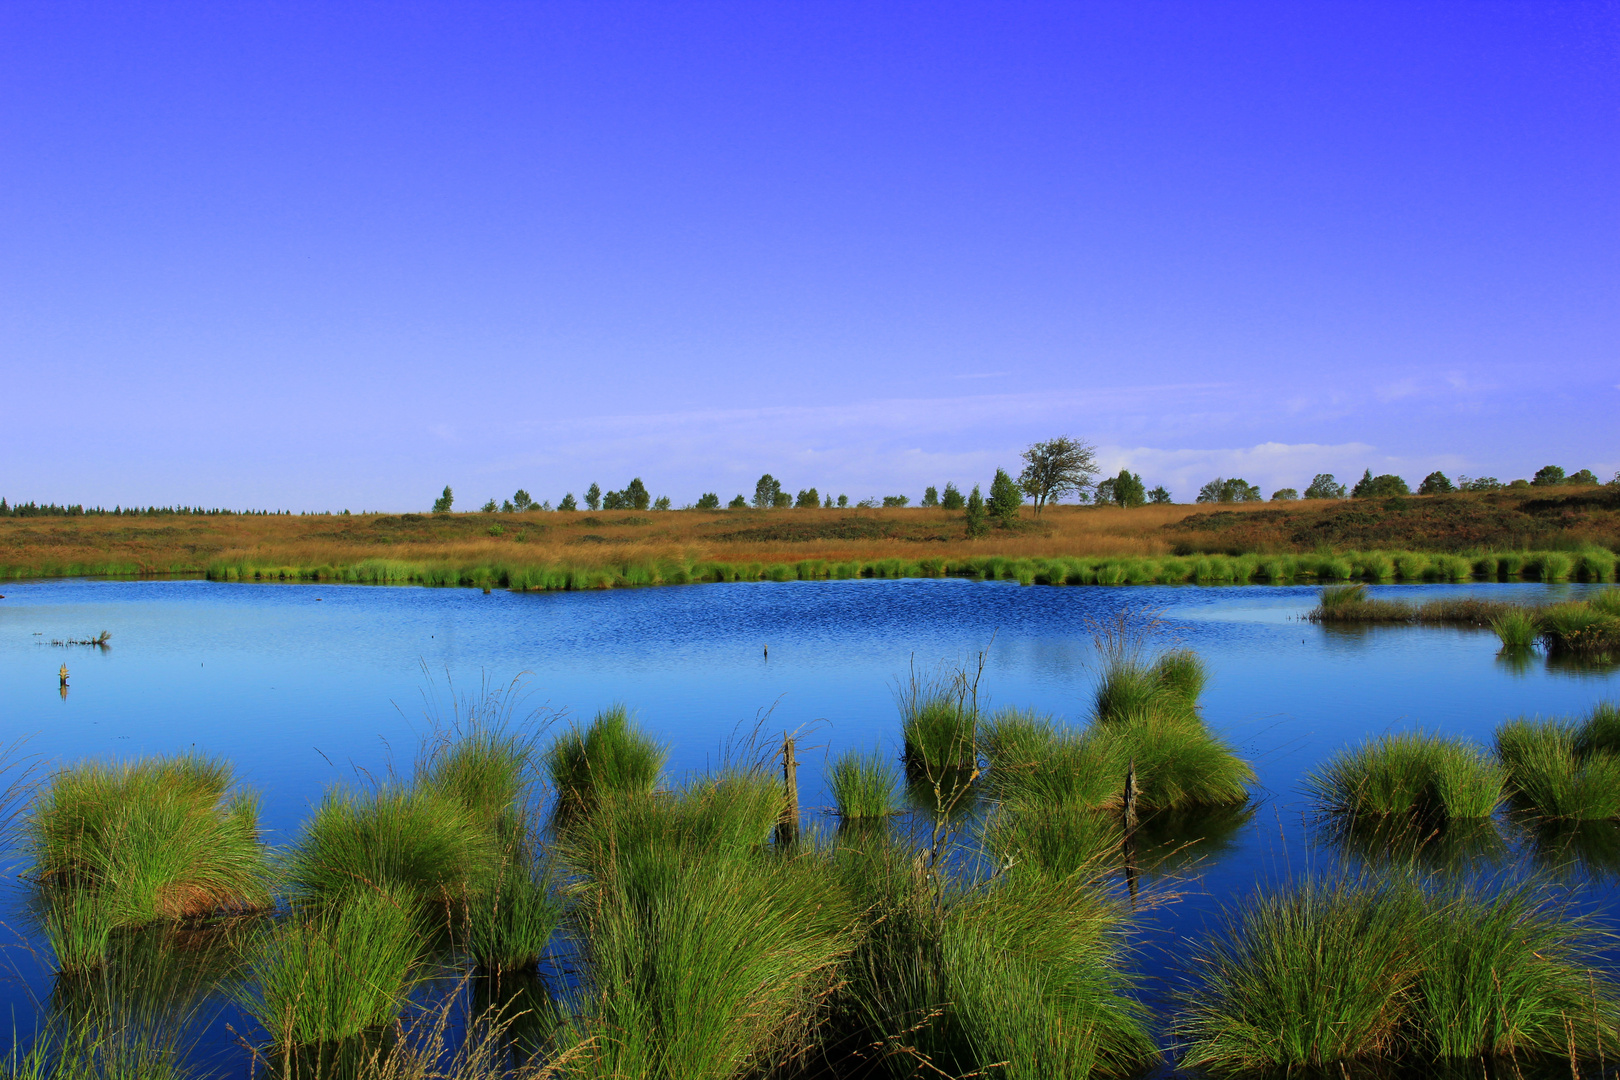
[{"left": 1016, "top": 436, "right": 1099, "bottom": 513}]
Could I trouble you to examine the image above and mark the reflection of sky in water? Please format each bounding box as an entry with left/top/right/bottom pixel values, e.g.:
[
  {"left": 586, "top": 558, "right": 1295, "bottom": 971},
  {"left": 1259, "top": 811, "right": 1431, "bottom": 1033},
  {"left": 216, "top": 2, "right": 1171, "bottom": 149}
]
[{"left": 1, "top": 578, "right": 1617, "bottom": 1057}]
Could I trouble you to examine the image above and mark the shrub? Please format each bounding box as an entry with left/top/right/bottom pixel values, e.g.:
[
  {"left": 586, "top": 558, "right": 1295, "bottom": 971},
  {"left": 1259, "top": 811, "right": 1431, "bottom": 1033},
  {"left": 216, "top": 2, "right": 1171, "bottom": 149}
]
[
  {"left": 827, "top": 749, "right": 898, "bottom": 820},
  {"left": 695, "top": 492, "right": 720, "bottom": 510},
  {"left": 27, "top": 754, "right": 270, "bottom": 930},
  {"left": 1531, "top": 465, "right": 1566, "bottom": 487},
  {"left": 546, "top": 705, "right": 666, "bottom": 825},
  {"left": 1269, "top": 487, "right": 1298, "bottom": 501},
  {"left": 727, "top": 494, "right": 747, "bottom": 509},
  {"left": 557, "top": 492, "right": 578, "bottom": 511},
  {"left": 881, "top": 494, "right": 909, "bottom": 507},
  {"left": 1304, "top": 732, "right": 1504, "bottom": 821}
]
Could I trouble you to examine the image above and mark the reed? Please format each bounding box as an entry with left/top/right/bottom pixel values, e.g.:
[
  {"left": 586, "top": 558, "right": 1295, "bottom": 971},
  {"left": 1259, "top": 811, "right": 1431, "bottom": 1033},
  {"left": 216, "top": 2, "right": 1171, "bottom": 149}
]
[
  {"left": 283, "top": 784, "right": 500, "bottom": 907},
  {"left": 827, "top": 749, "right": 899, "bottom": 820},
  {"left": 1177, "top": 874, "right": 1620, "bottom": 1072},
  {"left": 1304, "top": 732, "right": 1505, "bottom": 821},
  {"left": 26, "top": 755, "right": 270, "bottom": 941},
  {"left": 238, "top": 887, "right": 423, "bottom": 1048},
  {"left": 1091, "top": 653, "right": 1199, "bottom": 726},
  {"left": 545, "top": 705, "right": 666, "bottom": 825}
]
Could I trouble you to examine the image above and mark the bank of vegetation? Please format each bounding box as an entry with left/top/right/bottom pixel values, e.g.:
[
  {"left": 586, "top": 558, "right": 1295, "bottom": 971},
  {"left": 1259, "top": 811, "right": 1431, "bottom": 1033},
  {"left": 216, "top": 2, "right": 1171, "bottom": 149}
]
[{"left": 7, "top": 633, "right": 1620, "bottom": 1080}]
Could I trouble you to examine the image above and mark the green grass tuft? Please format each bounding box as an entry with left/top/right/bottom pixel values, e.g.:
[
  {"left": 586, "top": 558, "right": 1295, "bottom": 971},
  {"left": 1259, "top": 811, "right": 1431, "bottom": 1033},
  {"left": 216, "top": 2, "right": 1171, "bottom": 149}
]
[
  {"left": 545, "top": 705, "right": 666, "bottom": 825},
  {"left": 1304, "top": 731, "right": 1505, "bottom": 821},
  {"left": 827, "top": 749, "right": 898, "bottom": 820},
  {"left": 1489, "top": 607, "right": 1541, "bottom": 647},
  {"left": 1496, "top": 707, "right": 1620, "bottom": 820}
]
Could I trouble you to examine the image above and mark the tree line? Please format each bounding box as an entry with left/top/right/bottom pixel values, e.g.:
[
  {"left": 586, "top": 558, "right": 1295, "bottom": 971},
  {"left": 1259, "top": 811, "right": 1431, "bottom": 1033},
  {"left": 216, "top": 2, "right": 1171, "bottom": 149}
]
[{"left": 1193, "top": 464, "right": 1614, "bottom": 504}]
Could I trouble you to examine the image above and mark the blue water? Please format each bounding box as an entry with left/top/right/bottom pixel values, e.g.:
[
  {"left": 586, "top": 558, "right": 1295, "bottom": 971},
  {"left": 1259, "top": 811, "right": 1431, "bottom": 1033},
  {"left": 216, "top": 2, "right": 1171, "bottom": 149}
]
[{"left": 2, "top": 577, "right": 1617, "bottom": 1069}]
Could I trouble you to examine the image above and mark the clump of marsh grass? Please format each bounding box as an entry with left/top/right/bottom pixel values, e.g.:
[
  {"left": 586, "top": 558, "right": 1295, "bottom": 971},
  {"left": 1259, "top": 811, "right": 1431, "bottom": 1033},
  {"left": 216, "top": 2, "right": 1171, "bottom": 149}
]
[
  {"left": 238, "top": 887, "right": 424, "bottom": 1049},
  {"left": 897, "top": 654, "right": 983, "bottom": 778},
  {"left": 984, "top": 800, "right": 1122, "bottom": 880},
  {"left": 1540, "top": 600, "right": 1620, "bottom": 660},
  {"left": 1304, "top": 731, "right": 1505, "bottom": 823},
  {"left": 1091, "top": 651, "right": 1202, "bottom": 727},
  {"left": 1176, "top": 874, "right": 1620, "bottom": 1072},
  {"left": 545, "top": 705, "right": 666, "bottom": 825},
  {"left": 284, "top": 784, "right": 500, "bottom": 908},
  {"left": 832, "top": 834, "right": 1156, "bottom": 1080},
  {"left": 1495, "top": 706, "right": 1620, "bottom": 821},
  {"left": 1489, "top": 607, "right": 1541, "bottom": 648},
  {"left": 827, "top": 748, "right": 898, "bottom": 820},
  {"left": 1307, "top": 583, "right": 1414, "bottom": 623},
  {"left": 26, "top": 754, "right": 270, "bottom": 957},
  {"left": 417, "top": 722, "right": 539, "bottom": 840},
  {"left": 464, "top": 857, "right": 561, "bottom": 975}
]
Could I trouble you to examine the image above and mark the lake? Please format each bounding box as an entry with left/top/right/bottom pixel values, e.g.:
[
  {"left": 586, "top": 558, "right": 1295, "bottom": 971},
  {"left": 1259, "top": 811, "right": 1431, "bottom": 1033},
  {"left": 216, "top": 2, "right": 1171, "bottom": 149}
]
[{"left": 2, "top": 577, "right": 1618, "bottom": 1071}]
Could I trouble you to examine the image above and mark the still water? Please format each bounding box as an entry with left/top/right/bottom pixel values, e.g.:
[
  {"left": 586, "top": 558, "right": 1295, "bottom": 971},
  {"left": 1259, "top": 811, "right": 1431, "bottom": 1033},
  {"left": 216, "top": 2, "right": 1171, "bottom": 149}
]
[{"left": 1, "top": 577, "right": 1617, "bottom": 1067}]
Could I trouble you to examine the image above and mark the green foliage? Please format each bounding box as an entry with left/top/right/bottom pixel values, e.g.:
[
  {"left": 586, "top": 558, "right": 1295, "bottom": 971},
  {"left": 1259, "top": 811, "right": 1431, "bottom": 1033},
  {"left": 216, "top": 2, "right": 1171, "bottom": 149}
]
[
  {"left": 431, "top": 486, "right": 454, "bottom": 513},
  {"left": 557, "top": 492, "right": 577, "bottom": 511},
  {"left": 963, "top": 484, "right": 987, "bottom": 537},
  {"left": 1107, "top": 469, "right": 1146, "bottom": 508},
  {"left": 938, "top": 483, "right": 964, "bottom": 510},
  {"left": 27, "top": 755, "right": 270, "bottom": 940},
  {"left": 771, "top": 490, "right": 792, "bottom": 508},
  {"left": 793, "top": 487, "right": 819, "bottom": 508},
  {"left": 480, "top": 499, "right": 498, "bottom": 513},
  {"left": 1177, "top": 875, "right": 1620, "bottom": 1072},
  {"left": 1417, "top": 471, "right": 1454, "bottom": 495},
  {"left": 1016, "top": 435, "right": 1100, "bottom": 512},
  {"left": 1351, "top": 470, "right": 1410, "bottom": 497},
  {"left": 1304, "top": 473, "right": 1346, "bottom": 499},
  {"left": 585, "top": 483, "right": 601, "bottom": 511},
  {"left": 546, "top": 705, "right": 666, "bottom": 825},
  {"left": 898, "top": 662, "right": 980, "bottom": 778},
  {"left": 1531, "top": 465, "right": 1566, "bottom": 487},
  {"left": 1197, "top": 477, "right": 1262, "bottom": 503},
  {"left": 1147, "top": 484, "right": 1172, "bottom": 503},
  {"left": 881, "top": 494, "right": 909, "bottom": 507},
  {"left": 625, "top": 478, "right": 650, "bottom": 510},
  {"left": 466, "top": 858, "right": 561, "bottom": 974},
  {"left": 695, "top": 492, "right": 720, "bottom": 510},
  {"left": 828, "top": 749, "right": 898, "bottom": 819},
  {"left": 1270, "top": 487, "right": 1298, "bottom": 501},
  {"left": 753, "top": 474, "right": 781, "bottom": 509},
  {"left": 1495, "top": 709, "right": 1620, "bottom": 820},
  {"left": 1458, "top": 474, "right": 1503, "bottom": 491},
  {"left": 1569, "top": 468, "right": 1599, "bottom": 485},
  {"left": 988, "top": 468, "right": 1023, "bottom": 522},
  {"left": 727, "top": 494, "right": 747, "bottom": 509},
  {"left": 239, "top": 887, "right": 422, "bottom": 1047},
  {"left": 511, "top": 489, "right": 533, "bottom": 511},
  {"left": 1490, "top": 608, "right": 1540, "bottom": 647},
  {"left": 1304, "top": 732, "right": 1504, "bottom": 821},
  {"left": 921, "top": 485, "right": 939, "bottom": 507}
]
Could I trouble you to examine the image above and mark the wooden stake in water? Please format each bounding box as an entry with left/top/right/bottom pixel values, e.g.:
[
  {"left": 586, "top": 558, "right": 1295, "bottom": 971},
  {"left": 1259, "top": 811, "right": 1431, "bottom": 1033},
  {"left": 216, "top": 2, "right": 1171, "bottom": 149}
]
[
  {"left": 59, "top": 664, "right": 69, "bottom": 687},
  {"left": 1122, "top": 756, "right": 1139, "bottom": 835},
  {"left": 776, "top": 733, "right": 799, "bottom": 848}
]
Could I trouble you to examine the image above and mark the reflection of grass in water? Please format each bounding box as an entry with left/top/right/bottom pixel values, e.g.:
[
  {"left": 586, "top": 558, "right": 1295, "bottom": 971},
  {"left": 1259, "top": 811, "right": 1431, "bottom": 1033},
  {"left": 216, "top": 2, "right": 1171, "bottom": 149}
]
[
  {"left": 1315, "top": 814, "right": 1507, "bottom": 875},
  {"left": 1517, "top": 817, "right": 1620, "bottom": 881},
  {"left": 1131, "top": 803, "right": 1258, "bottom": 878}
]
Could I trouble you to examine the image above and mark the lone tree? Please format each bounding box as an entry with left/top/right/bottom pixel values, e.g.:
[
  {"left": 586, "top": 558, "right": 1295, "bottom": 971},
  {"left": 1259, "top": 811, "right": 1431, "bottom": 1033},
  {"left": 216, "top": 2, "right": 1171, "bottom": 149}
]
[
  {"left": 432, "top": 486, "right": 454, "bottom": 513},
  {"left": 512, "top": 489, "right": 534, "bottom": 511},
  {"left": 964, "top": 484, "right": 988, "bottom": 537},
  {"left": 1417, "top": 471, "right": 1455, "bottom": 495},
  {"left": 988, "top": 468, "right": 1024, "bottom": 523},
  {"left": 585, "top": 483, "right": 602, "bottom": 511},
  {"left": 754, "top": 474, "right": 782, "bottom": 509},
  {"left": 1303, "top": 474, "right": 1347, "bottom": 499},
  {"left": 940, "top": 482, "right": 965, "bottom": 510},
  {"left": 1106, "top": 469, "right": 1146, "bottom": 509},
  {"left": 1017, "top": 436, "right": 1099, "bottom": 513}
]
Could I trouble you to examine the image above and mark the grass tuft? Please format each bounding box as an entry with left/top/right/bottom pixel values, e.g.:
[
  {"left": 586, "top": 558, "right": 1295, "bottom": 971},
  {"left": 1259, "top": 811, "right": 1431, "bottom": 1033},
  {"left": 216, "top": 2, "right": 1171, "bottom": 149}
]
[
  {"left": 545, "top": 705, "right": 666, "bottom": 825},
  {"left": 827, "top": 749, "right": 898, "bottom": 820},
  {"left": 1304, "top": 731, "right": 1505, "bottom": 822}
]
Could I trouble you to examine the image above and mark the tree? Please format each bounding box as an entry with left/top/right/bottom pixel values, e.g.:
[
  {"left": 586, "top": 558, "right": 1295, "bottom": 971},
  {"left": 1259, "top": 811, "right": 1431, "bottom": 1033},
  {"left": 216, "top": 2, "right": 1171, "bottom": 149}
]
[
  {"left": 1108, "top": 469, "right": 1145, "bottom": 509},
  {"left": 1017, "top": 436, "right": 1099, "bottom": 513},
  {"left": 512, "top": 489, "right": 534, "bottom": 511},
  {"left": 1197, "top": 478, "right": 1262, "bottom": 503},
  {"left": 988, "top": 468, "right": 1024, "bottom": 523},
  {"left": 795, "top": 488, "right": 820, "bottom": 508},
  {"left": 653, "top": 495, "right": 671, "bottom": 510},
  {"left": 754, "top": 474, "right": 781, "bottom": 509},
  {"left": 1270, "top": 488, "right": 1299, "bottom": 501},
  {"left": 1458, "top": 475, "right": 1502, "bottom": 492},
  {"left": 1569, "top": 469, "right": 1598, "bottom": 485},
  {"left": 585, "top": 483, "right": 602, "bottom": 511},
  {"left": 696, "top": 492, "right": 721, "bottom": 510},
  {"left": 1417, "top": 471, "right": 1455, "bottom": 495},
  {"left": 1303, "top": 474, "right": 1346, "bottom": 500},
  {"left": 480, "top": 498, "right": 499, "bottom": 513},
  {"left": 940, "top": 483, "right": 964, "bottom": 510},
  {"left": 823, "top": 493, "right": 833, "bottom": 508},
  {"left": 1147, "top": 485, "right": 1172, "bottom": 504},
  {"left": 432, "top": 486, "right": 454, "bottom": 513},
  {"left": 772, "top": 490, "right": 792, "bottom": 508},
  {"left": 728, "top": 494, "right": 748, "bottom": 508},
  {"left": 1531, "top": 465, "right": 1566, "bottom": 487},
  {"left": 1351, "top": 470, "right": 1409, "bottom": 498},
  {"left": 837, "top": 494, "right": 849, "bottom": 508},
  {"left": 882, "top": 495, "right": 910, "bottom": 507},
  {"left": 558, "top": 493, "right": 577, "bottom": 511},
  {"left": 921, "top": 486, "right": 939, "bottom": 507},
  {"left": 1094, "top": 478, "right": 1116, "bottom": 505},
  {"left": 964, "top": 484, "right": 988, "bottom": 537},
  {"left": 601, "top": 490, "right": 626, "bottom": 510},
  {"left": 622, "top": 478, "right": 649, "bottom": 510},
  {"left": 501, "top": 499, "right": 515, "bottom": 513}
]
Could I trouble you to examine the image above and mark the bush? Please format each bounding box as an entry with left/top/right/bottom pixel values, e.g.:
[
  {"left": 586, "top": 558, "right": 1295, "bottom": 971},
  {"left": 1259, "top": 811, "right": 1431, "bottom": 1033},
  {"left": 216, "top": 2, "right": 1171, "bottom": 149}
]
[
  {"left": 1416, "top": 471, "right": 1454, "bottom": 495},
  {"left": 727, "top": 494, "right": 747, "bottom": 509},
  {"left": 881, "top": 494, "right": 909, "bottom": 507},
  {"left": 1270, "top": 488, "right": 1298, "bottom": 501},
  {"left": 1531, "top": 465, "right": 1566, "bottom": 487},
  {"left": 695, "top": 492, "right": 720, "bottom": 510}
]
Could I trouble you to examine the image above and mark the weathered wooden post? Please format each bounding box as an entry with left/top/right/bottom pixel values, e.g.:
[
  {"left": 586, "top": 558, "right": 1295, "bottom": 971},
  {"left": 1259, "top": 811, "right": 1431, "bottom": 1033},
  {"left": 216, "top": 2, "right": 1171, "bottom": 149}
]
[
  {"left": 1122, "top": 756, "right": 1140, "bottom": 908},
  {"left": 776, "top": 733, "right": 799, "bottom": 848}
]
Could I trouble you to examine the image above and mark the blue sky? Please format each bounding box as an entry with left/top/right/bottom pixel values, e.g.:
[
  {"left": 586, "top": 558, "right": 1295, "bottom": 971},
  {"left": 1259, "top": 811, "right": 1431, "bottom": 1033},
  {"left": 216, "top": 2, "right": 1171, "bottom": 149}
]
[{"left": 3, "top": 2, "right": 1616, "bottom": 510}]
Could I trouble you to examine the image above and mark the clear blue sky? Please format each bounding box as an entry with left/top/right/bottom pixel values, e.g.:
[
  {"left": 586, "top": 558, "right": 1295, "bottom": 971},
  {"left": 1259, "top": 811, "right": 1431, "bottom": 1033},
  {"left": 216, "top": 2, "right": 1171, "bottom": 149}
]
[{"left": 3, "top": 2, "right": 1616, "bottom": 510}]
